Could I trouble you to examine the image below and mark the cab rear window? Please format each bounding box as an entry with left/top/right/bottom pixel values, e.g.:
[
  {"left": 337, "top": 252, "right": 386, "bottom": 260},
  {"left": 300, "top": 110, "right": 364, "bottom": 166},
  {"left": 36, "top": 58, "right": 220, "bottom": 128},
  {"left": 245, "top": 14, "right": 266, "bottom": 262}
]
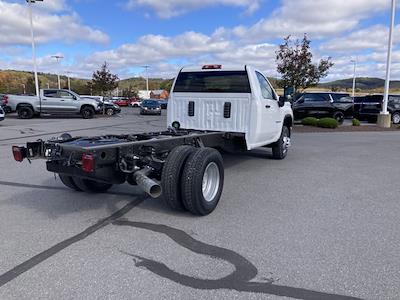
[{"left": 173, "top": 71, "right": 251, "bottom": 93}]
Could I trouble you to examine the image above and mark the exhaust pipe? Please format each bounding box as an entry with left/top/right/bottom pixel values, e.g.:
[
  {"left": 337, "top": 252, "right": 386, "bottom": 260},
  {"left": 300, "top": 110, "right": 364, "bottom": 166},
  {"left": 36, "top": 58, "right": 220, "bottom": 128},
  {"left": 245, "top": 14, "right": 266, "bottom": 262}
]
[{"left": 134, "top": 168, "right": 162, "bottom": 198}]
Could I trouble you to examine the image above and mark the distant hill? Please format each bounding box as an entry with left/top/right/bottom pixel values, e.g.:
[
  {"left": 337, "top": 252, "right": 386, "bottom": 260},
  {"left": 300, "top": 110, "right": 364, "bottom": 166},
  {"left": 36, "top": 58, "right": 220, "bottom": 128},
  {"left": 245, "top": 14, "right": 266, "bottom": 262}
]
[
  {"left": 0, "top": 69, "right": 172, "bottom": 95},
  {"left": 319, "top": 77, "right": 400, "bottom": 91},
  {"left": 2, "top": 70, "right": 400, "bottom": 95}
]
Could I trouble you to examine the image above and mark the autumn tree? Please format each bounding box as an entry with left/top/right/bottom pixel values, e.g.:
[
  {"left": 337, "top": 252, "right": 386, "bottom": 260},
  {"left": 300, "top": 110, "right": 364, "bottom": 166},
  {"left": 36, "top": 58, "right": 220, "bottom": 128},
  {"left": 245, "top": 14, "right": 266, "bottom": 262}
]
[
  {"left": 90, "top": 62, "right": 119, "bottom": 96},
  {"left": 160, "top": 79, "right": 174, "bottom": 92},
  {"left": 276, "top": 34, "right": 333, "bottom": 94},
  {"left": 122, "top": 84, "right": 138, "bottom": 98},
  {"left": 26, "top": 76, "right": 41, "bottom": 95}
]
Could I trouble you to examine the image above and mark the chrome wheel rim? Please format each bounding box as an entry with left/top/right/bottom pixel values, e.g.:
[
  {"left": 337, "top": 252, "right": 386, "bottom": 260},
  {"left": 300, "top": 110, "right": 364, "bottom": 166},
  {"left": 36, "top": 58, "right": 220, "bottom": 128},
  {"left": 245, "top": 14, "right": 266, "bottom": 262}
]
[
  {"left": 106, "top": 109, "right": 113, "bottom": 116},
  {"left": 202, "top": 162, "right": 220, "bottom": 202},
  {"left": 282, "top": 131, "right": 291, "bottom": 155},
  {"left": 393, "top": 114, "right": 400, "bottom": 124}
]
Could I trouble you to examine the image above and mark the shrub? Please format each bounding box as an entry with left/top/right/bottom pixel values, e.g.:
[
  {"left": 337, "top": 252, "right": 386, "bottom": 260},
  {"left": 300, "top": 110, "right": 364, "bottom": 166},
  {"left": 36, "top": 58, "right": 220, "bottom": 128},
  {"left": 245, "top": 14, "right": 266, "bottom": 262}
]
[
  {"left": 317, "top": 118, "right": 338, "bottom": 129},
  {"left": 302, "top": 117, "right": 319, "bottom": 126},
  {"left": 352, "top": 118, "right": 361, "bottom": 126}
]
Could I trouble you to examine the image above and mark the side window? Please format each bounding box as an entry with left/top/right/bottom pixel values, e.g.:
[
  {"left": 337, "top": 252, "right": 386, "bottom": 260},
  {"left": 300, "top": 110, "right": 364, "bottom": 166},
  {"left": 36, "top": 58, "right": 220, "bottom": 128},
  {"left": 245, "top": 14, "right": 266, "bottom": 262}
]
[
  {"left": 256, "top": 72, "right": 276, "bottom": 100},
  {"left": 43, "top": 90, "right": 58, "bottom": 98},
  {"left": 58, "top": 91, "right": 74, "bottom": 99},
  {"left": 303, "top": 94, "right": 327, "bottom": 103},
  {"left": 389, "top": 96, "right": 400, "bottom": 104}
]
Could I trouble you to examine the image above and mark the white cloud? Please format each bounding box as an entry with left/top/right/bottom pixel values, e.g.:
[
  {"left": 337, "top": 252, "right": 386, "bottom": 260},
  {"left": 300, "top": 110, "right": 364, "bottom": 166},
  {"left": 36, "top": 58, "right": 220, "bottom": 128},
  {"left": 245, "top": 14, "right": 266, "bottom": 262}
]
[
  {"left": 0, "top": 0, "right": 109, "bottom": 46},
  {"left": 82, "top": 31, "right": 232, "bottom": 70},
  {"left": 231, "top": 0, "right": 393, "bottom": 41},
  {"left": 320, "top": 25, "right": 400, "bottom": 53},
  {"left": 125, "top": 0, "right": 260, "bottom": 18}
]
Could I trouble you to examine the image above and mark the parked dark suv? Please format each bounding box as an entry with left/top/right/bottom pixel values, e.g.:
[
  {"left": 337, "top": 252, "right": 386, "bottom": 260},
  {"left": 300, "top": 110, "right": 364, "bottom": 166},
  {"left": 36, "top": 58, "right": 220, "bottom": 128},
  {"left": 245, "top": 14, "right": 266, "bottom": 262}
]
[
  {"left": 353, "top": 94, "right": 400, "bottom": 124},
  {"left": 292, "top": 92, "right": 351, "bottom": 124}
]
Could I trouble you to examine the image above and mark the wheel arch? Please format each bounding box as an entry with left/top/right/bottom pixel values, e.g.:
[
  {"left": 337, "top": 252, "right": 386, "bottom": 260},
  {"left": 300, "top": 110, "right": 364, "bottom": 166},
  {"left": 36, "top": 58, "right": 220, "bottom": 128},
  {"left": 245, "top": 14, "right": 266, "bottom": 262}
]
[
  {"left": 80, "top": 104, "right": 95, "bottom": 112},
  {"left": 16, "top": 103, "right": 34, "bottom": 110}
]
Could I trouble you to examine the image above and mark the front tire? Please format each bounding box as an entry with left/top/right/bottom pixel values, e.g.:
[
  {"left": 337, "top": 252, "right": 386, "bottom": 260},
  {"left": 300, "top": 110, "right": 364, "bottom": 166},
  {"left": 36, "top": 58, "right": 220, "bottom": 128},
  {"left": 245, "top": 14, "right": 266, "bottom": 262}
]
[
  {"left": 272, "top": 126, "right": 291, "bottom": 160},
  {"left": 106, "top": 108, "right": 114, "bottom": 116},
  {"left": 17, "top": 106, "right": 34, "bottom": 119},
  {"left": 81, "top": 106, "right": 95, "bottom": 119},
  {"left": 161, "top": 145, "right": 196, "bottom": 211},
  {"left": 72, "top": 177, "right": 113, "bottom": 193},
  {"left": 392, "top": 112, "right": 400, "bottom": 124},
  {"left": 333, "top": 111, "right": 345, "bottom": 124},
  {"left": 181, "top": 148, "right": 224, "bottom": 216}
]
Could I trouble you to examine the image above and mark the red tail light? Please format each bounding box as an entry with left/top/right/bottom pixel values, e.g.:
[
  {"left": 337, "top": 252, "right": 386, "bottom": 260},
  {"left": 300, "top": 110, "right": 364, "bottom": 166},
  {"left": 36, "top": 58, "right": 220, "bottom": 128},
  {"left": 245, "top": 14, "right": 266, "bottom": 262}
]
[
  {"left": 82, "top": 153, "right": 95, "bottom": 173},
  {"left": 2, "top": 95, "right": 8, "bottom": 105},
  {"left": 12, "top": 146, "right": 25, "bottom": 162},
  {"left": 202, "top": 64, "right": 222, "bottom": 70}
]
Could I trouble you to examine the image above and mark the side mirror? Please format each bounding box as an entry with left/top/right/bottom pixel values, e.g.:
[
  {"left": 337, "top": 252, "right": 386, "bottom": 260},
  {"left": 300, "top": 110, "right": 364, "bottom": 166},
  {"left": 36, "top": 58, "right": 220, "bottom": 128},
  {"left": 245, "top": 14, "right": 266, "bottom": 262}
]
[{"left": 278, "top": 96, "right": 286, "bottom": 107}]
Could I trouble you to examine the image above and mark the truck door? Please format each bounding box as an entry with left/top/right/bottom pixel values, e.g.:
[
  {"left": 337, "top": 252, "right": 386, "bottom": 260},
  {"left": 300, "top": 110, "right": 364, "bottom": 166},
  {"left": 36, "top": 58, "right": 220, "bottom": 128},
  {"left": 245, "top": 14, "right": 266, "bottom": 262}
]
[
  {"left": 250, "top": 71, "right": 281, "bottom": 146},
  {"left": 56, "top": 90, "right": 77, "bottom": 112},
  {"left": 41, "top": 90, "right": 58, "bottom": 112},
  {"left": 311, "top": 93, "right": 333, "bottom": 118},
  {"left": 42, "top": 90, "right": 76, "bottom": 113}
]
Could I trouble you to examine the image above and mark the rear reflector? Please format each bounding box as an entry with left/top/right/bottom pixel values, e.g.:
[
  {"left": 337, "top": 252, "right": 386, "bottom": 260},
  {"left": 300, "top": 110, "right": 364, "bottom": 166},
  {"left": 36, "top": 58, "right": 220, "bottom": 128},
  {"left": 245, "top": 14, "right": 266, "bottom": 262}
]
[
  {"left": 82, "top": 153, "right": 95, "bottom": 173},
  {"left": 202, "top": 64, "right": 222, "bottom": 70},
  {"left": 12, "top": 146, "right": 26, "bottom": 162}
]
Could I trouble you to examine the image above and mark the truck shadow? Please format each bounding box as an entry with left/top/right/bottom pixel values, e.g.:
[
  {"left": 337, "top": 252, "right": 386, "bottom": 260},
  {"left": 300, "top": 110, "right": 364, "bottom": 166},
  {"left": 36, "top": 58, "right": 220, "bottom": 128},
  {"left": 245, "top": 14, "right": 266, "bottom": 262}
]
[
  {"left": 0, "top": 179, "right": 146, "bottom": 219},
  {"left": 115, "top": 220, "right": 363, "bottom": 300}
]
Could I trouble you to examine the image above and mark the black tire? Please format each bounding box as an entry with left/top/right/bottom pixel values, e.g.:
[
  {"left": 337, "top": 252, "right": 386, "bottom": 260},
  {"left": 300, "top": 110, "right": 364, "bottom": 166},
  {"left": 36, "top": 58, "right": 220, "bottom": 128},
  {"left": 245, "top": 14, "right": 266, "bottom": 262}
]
[
  {"left": 59, "top": 174, "right": 82, "bottom": 191},
  {"left": 17, "top": 106, "right": 34, "bottom": 119},
  {"left": 81, "top": 106, "right": 95, "bottom": 119},
  {"left": 72, "top": 177, "right": 113, "bottom": 193},
  {"left": 333, "top": 111, "right": 345, "bottom": 124},
  {"left": 161, "top": 145, "right": 197, "bottom": 211},
  {"left": 60, "top": 133, "right": 72, "bottom": 140},
  {"left": 272, "top": 126, "right": 290, "bottom": 160},
  {"left": 106, "top": 108, "right": 114, "bottom": 116},
  {"left": 392, "top": 112, "right": 400, "bottom": 124},
  {"left": 181, "top": 148, "right": 224, "bottom": 216}
]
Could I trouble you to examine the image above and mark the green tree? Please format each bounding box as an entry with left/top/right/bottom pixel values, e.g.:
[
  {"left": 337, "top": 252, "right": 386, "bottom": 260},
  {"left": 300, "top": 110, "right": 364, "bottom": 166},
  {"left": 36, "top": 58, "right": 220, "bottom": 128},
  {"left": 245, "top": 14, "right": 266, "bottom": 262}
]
[
  {"left": 276, "top": 34, "right": 333, "bottom": 93},
  {"left": 90, "top": 62, "right": 119, "bottom": 96},
  {"left": 160, "top": 79, "right": 174, "bottom": 92}
]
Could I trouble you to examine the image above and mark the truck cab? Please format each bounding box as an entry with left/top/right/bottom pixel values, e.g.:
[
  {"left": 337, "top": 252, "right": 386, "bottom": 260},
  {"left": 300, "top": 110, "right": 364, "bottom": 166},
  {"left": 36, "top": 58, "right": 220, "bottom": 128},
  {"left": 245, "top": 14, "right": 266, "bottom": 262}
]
[
  {"left": 6, "top": 89, "right": 100, "bottom": 119},
  {"left": 168, "top": 65, "right": 293, "bottom": 150}
]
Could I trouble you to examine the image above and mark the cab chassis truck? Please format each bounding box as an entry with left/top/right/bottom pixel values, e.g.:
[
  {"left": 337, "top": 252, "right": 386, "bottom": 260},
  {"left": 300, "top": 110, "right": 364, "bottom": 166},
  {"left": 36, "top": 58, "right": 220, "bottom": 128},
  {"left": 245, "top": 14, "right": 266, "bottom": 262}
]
[{"left": 12, "top": 65, "right": 293, "bottom": 216}]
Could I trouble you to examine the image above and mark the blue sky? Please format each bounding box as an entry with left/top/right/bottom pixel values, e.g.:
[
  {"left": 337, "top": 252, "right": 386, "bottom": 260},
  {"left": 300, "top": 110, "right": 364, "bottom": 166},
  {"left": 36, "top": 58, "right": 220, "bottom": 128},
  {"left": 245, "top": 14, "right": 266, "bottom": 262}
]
[{"left": 0, "top": 0, "right": 399, "bottom": 80}]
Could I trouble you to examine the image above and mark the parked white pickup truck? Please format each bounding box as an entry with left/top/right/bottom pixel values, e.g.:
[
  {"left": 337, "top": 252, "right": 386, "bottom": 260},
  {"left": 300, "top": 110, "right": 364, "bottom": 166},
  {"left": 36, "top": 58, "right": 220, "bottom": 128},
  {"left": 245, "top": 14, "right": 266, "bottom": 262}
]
[
  {"left": 6, "top": 89, "right": 101, "bottom": 119},
  {"left": 12, "top": 65, "right": 293, "bottom": 216}
]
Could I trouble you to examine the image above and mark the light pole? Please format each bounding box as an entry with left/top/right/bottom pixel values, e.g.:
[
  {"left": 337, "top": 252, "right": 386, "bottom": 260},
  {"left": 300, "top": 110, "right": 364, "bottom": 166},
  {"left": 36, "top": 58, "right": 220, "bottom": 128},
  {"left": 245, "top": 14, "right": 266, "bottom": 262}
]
[
  {"left": 51, "top": 55, "right": 64, "bottom": 89},
  {"left": 21, "top": 84, "right": 26, "bottom": 94},
  {"left": 350, "top": 58, "right": 357, "bottom": 97},
  {"left": 142, "top": 65, "right": 150, "bottom": 97},
  {"left": 27, "top": 0, "right": 42, "bottom": 112},
  {"left": 66, "top": 71, "right": 71, "bottom": 90},
  {"left": 378, "top": 0, "right": 396, "bottom": 128}
]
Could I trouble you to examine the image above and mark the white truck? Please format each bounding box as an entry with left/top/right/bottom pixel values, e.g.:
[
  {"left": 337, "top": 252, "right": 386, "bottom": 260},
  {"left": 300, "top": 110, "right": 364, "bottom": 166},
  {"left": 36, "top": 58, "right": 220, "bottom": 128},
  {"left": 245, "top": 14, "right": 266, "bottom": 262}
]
[
  {"left": 12, "top": 65, "right": 293, "bottom": 216},
  {"left": 5, "top": 89, "right": 101, "bottom": 119}
]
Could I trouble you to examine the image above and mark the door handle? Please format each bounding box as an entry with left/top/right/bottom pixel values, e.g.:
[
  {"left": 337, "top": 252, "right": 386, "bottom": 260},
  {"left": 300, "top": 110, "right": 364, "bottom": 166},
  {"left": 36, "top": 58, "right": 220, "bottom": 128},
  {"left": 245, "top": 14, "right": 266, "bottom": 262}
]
[
  {"left": 265, "top": 105, "right": 271, "bottom": 108},
  {"left": 60, "top": 100, "right": 65, "bottom": 101}
]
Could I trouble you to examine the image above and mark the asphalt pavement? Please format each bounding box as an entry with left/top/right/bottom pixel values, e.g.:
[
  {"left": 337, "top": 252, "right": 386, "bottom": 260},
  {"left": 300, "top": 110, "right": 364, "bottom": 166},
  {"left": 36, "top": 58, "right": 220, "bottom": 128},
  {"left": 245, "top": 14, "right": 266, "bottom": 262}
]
[{"left": 0, "top": 108, "right": 399, "bottom": 300}]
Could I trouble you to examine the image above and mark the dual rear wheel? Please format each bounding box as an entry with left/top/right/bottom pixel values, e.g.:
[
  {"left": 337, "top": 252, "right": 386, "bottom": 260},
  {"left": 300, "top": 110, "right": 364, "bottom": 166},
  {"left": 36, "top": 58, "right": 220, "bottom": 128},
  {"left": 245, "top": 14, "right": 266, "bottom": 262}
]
[{"left": 161, "top": 146, "right": 224, "bottom": 216}]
